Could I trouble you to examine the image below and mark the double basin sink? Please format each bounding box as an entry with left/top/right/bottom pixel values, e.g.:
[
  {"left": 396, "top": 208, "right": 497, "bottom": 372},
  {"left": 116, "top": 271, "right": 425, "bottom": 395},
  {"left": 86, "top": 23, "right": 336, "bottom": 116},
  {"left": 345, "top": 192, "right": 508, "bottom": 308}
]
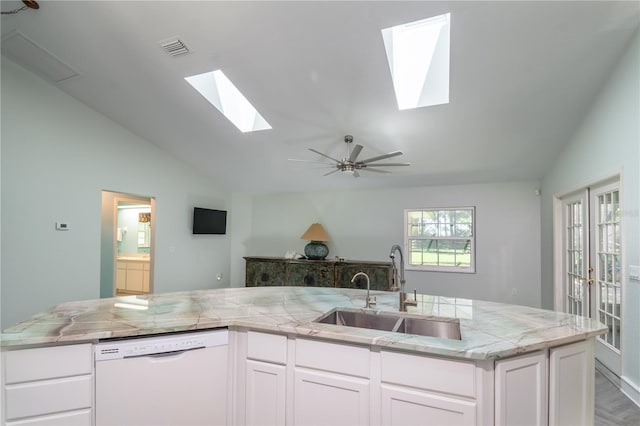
[{"left": 314, "top": 308, "right": 461, "bottom": 340}]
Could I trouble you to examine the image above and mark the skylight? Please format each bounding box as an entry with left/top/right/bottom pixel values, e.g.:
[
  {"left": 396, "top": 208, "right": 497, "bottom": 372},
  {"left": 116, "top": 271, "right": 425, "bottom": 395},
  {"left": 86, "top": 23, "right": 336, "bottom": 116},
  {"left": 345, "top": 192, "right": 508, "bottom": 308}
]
[
  {"left": 185, "top": 70, "right": 271, "bottom": 133},
  {"left": 381, "top": 13, "right": 450, "bottom": 110}
]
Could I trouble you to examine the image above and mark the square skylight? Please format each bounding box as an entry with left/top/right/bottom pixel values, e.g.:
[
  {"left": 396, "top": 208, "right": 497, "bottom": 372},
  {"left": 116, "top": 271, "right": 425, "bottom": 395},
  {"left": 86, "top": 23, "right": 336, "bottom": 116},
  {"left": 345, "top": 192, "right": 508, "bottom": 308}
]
[
  {"left": 185, "top": 70, "right": 271, "bottom": 133},
  {"left": 381, "top": 13, "right": 450, "bottom": 110}
]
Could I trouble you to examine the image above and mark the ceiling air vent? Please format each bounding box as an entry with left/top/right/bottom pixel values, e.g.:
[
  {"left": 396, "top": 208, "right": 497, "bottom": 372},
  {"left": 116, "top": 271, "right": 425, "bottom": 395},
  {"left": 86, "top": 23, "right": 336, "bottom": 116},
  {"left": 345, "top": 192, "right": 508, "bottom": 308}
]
[{"left": 159, "top": 38, "right": 191, "bottom": 57}]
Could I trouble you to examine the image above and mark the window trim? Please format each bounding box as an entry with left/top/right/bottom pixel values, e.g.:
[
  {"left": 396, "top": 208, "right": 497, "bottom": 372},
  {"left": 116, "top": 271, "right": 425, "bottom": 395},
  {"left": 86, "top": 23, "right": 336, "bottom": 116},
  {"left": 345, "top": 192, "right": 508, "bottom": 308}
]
[{"left": 403, "top": 206, "right": 476, "bottom": 273}]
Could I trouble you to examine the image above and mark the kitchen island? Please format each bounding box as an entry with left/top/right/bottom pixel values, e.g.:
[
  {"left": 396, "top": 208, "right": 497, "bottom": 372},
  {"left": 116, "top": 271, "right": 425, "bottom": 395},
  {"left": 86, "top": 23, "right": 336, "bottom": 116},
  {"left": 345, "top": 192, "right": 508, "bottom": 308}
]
[{"left": 1, "top": 286, "right": 606, "bottom": 425}]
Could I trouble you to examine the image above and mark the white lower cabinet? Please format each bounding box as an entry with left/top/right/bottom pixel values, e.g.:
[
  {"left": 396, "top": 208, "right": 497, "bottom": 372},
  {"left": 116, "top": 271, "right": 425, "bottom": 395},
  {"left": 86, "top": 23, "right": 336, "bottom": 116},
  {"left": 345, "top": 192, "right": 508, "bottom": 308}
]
[
  {"left": 244, "top": 331, "right": 288, "bottom": 426},
  {"left": 1, "top": 344, "right": 93, "bottom": 425},
  {"left": 495, "top": 350, "right": 548, "bottom": 425},
  {"left": 294, "top": 369, "right": 370, "bottom": 425},
  {"left": 380, "top": 384, "right": 476, "bottom": 426},
  {"left": 234, "top": 329, "right": 598, "bottom": 426},
  {"left": 380, "top": 350, "right": 478, "bottom": 426},
  {"left": 294, "top": 338, "right": 371, "bottom": 425},
  {"left": 549, "top": 340, "right": 594, "bottom": 426},
  {"left": 245, "top": 360, "right": 286, "bottom": 425}
]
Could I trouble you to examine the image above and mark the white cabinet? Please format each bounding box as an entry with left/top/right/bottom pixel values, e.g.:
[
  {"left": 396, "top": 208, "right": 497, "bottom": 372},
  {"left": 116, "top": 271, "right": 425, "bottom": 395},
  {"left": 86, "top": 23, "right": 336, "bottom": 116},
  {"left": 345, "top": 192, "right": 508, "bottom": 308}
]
[
  {"left": 549, "top": 340, "right": 594, "bottom": 426},
  {"left": 142, "top": 261, "right": 150, "bottom": 292},
  {"left": 244, "top": 331, "right": 287, "bottom": 426},
  {"left": 116, "top": 261, "right": 126, "bottom": 291},
  {"left": 246, "top": 360, "right": 286, "bottom": 426},
  {"left": 380, "top": 385, "right": 476, "bottom": 426},
  {"left": 495, "top": 350, "right": 548, "bottom": 425},
  {"left": 380, "top": 350, "right": 477, "bottom": 426},
  {"left": 294, "top": 338, "right": 370, "bottom": 426},
  {"left": 1, "top": 344, "right": 93, "bottom": 425},
  {"left": 294, "top": 369, "right": 370, "bottom": 426}
]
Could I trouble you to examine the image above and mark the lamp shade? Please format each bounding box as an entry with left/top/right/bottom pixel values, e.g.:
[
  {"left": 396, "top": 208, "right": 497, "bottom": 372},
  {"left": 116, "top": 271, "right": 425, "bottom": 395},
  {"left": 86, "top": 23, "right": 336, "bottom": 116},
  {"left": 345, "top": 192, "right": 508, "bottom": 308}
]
[{"left": 300, "top": 223, "right": 330, "bottom": 242}]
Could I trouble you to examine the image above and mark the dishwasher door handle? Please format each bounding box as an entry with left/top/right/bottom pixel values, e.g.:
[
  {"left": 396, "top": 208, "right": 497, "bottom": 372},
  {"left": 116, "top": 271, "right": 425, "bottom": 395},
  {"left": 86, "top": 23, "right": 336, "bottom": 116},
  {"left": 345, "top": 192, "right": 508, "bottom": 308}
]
[{"left": 125, "top": 346, "right": 205, "bottom": 361}]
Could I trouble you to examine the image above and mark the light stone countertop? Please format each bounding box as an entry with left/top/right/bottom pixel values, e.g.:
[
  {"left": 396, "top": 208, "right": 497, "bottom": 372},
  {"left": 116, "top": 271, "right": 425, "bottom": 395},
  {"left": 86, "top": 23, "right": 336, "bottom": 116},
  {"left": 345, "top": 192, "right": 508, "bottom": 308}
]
[{"left": 0, "top": 287, "right": 606, "bottom": 360}]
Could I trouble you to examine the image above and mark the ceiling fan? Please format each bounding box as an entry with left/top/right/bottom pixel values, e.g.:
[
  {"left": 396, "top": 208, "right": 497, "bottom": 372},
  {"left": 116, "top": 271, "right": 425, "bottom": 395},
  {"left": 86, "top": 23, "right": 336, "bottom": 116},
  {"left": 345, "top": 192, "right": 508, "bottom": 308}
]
[{"left": 290, "top": 135, "right": 410, "bottom": 177}]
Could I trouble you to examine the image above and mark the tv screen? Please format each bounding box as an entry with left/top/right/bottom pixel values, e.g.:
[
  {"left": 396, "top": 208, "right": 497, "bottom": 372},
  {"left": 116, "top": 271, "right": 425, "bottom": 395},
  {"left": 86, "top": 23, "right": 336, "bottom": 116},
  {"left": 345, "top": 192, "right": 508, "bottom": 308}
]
[{"left": 193, "top": 207, "right": 227, "bottom": 235}]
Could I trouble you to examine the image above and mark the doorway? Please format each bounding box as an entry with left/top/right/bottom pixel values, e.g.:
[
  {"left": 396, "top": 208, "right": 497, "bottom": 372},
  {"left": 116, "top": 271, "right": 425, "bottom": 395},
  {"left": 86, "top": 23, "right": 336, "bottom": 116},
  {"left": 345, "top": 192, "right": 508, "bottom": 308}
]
[
  {"left": 100, "top": 191, "right": 155, "bottom": 297},
  {"left": 555, "top": 178, "right": 622, "bottom": 376}
]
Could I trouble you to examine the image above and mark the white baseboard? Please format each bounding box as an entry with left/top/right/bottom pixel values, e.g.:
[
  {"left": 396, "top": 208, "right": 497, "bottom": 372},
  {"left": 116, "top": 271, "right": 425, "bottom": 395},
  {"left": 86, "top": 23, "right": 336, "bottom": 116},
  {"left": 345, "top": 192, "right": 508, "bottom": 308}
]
[{"left": 621, "top": 375, "right": 640, "bottom": 408}]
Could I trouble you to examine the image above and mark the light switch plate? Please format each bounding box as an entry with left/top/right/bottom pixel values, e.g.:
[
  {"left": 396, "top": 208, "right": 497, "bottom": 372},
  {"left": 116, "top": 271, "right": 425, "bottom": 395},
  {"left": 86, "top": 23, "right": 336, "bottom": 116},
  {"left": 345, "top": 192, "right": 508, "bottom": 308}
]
[{"left": 629, "top": 265, "right": 640, "bottom": 281}]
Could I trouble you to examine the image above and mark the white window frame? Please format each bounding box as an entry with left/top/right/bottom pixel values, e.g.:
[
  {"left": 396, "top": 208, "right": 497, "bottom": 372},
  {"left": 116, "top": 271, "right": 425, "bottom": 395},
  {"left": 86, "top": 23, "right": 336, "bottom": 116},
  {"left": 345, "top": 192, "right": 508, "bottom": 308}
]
[{"left": 404, "top": 207, "right": 476, "bottom": 273}]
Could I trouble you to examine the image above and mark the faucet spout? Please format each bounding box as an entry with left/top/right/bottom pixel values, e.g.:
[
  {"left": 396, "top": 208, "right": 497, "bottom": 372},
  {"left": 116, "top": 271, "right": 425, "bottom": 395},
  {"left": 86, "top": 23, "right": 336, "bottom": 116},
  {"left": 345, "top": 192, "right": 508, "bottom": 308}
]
[
  {"left": 351, "top": 272, "right": 375, "bottom": 309},
  {"left": 389, "top": 244, "right": 416, "bottom": 312}
]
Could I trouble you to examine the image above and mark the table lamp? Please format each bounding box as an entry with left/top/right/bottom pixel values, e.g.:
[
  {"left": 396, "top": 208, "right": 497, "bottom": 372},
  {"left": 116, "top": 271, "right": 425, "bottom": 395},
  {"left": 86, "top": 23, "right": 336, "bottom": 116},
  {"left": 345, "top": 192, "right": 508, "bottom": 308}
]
[{"left": 300, "top": 223, "right": 330, "bottom": 260}]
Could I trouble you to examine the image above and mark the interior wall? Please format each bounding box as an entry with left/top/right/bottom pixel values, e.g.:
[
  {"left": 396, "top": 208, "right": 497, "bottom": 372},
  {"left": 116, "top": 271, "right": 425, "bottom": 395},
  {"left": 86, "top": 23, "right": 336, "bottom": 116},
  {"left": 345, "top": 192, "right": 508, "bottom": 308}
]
[
  {"left": 540, "top": 30, "right": 639, "bottom": 405},
  {"left": 0, "top": 59, "right": 232, "bottom": 328},
  {"left": 239, "top": 180, "right": 542, "bottom": 307}
]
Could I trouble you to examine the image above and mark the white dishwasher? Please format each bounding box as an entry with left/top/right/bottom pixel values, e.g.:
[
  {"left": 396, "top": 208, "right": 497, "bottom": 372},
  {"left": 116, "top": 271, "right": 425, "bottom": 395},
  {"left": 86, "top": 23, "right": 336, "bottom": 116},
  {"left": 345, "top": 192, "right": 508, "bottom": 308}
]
[{"left": 95, "top": 329, "right": 229, "bottom": 426}]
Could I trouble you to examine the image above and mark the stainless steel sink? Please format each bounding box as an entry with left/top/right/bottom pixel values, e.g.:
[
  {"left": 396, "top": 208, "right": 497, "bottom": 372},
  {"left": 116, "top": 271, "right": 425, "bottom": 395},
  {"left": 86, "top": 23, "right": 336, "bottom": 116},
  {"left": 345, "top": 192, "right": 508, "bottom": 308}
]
[{"left": 314, "top": 308, "right": 461, "bottom": 340}]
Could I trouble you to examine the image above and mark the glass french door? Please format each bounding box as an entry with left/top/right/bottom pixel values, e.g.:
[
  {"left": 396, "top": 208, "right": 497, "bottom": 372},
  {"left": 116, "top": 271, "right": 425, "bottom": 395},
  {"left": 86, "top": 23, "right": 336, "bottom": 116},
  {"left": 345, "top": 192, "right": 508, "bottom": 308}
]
[{"left": 561, "top": 180, "right": 622, "bottom": 376}]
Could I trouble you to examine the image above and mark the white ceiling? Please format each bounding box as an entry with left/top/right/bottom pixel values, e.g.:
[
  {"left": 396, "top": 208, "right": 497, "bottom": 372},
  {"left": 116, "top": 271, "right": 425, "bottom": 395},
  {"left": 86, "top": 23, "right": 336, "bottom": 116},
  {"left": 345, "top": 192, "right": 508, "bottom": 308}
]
[{"left": 2, "top": 1, "right": 639, "bottom": 193}]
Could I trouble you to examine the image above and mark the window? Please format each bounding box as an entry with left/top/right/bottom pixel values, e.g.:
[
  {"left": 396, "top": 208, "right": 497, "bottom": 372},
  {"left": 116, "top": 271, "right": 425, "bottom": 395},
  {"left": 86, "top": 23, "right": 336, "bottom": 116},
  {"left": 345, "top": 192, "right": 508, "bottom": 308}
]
[{"left": 405, "top": 207, "right": 475, "bottom": 273}]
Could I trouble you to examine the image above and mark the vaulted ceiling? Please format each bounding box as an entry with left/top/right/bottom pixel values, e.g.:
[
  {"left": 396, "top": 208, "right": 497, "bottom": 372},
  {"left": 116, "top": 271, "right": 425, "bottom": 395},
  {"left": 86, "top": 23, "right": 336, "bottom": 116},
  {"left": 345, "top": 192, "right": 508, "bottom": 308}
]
[{"left": 2, "top": 1, "right": 638, "bottom": 193}]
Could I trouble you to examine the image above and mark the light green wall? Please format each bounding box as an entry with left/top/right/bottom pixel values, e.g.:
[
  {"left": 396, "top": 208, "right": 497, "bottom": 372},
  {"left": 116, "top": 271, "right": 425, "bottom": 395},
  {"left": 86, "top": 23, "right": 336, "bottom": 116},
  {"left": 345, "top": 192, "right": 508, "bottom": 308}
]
[
  {"left": 541, "top": 30, "right": 639, "bottom": 405},
  {"left": 236, "top": 181, "right": 542, "bottom": 307},
  {"left": 1, "top": 59, "right": 232, "bottom": 328}
]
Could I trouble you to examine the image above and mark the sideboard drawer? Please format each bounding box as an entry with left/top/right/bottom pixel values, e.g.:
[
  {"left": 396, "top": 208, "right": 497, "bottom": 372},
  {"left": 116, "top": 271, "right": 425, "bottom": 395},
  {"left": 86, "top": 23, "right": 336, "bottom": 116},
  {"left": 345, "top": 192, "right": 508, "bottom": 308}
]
[{"left": 246, "top": 260, "right": 286, "bottom": 287}]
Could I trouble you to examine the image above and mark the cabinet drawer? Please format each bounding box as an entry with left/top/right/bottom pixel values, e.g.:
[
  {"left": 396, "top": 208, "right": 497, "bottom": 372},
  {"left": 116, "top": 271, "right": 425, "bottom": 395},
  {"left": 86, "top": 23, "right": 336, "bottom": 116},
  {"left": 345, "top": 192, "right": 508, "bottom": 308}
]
[
  {"left": 296, "top": 338, "right": 369, "bottom": 378},
  {"left": 247, "top": 331, "right": 287, "bottom": 364},
  {"left": 126, "top": 262, "right": 144, "bottom": 271},
  {"left": 4, "top": 344, "right": 92, "bottom": 384},
  {"left": 335, "top": 264, "right": 391, "bottom": 290},
  {"left": 287, "top": 263, "right": 333, "bottom": 287},
  {"left": 246, "top": 261, "right": 286, "bottom": 287},
  {"left": 5, "top": 375, "right": 92, "bottom": 420},
  {"left": 5, "top": 409, "right": 92, "bottom": 426},
  {"left": 381, "top": 350, "right": 476, "bottom": 398}
]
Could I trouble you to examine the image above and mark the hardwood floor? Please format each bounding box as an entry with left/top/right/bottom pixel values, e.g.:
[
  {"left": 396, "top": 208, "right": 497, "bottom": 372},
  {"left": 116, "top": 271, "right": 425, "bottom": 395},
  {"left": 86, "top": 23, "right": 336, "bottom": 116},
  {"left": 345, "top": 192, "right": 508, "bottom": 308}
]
[{"left": 595, "top": 368, "right": 640, "bottom": 426}]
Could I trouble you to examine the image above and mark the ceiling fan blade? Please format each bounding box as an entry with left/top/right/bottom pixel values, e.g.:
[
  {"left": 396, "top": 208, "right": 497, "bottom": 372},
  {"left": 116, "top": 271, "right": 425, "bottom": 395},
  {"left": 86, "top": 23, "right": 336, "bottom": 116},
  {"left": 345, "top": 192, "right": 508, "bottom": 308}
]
[
  {"left": 323, "top": 168, "right": 341, "bottom": 176},
  {"left": 363, "top": 162, "right": 410, "bottom": 167},
  {"left": 288, "top": 158, "right": 332, "bottom": 164},
  {"left": 359, "top": 151, "right": 403, "bottom": 164},
  {"left": 309, "top": 148, "right": 342, "bottom": 164},
  {"left": 348, "top": 144, "right": 363, "bottom": 163},
  {"left": 361, "top": 168, "right": 391, "bottom": 174}
]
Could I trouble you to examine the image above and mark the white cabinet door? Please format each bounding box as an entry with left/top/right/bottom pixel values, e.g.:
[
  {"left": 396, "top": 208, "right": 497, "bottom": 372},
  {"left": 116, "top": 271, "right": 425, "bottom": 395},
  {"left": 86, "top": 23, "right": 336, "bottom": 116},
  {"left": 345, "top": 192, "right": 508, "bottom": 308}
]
[
  {"left": 380, "top": 384, "right": 476, "bottom": 426},
  {"left": 293, "top": 369, "right": 369, "bottom": 426},
  {"left": 116, "top": 261, "right": 126, "bottom": 291},
  {"left": 549, "top": 340, "right": 594, "bottom": 426},
  {"left": 125, "top": 263, "right": 144, "bottom": 292},
  {"left": 142, "top": 262, "right": 150, "bottom": 292},
  {"left": 245, "top": 360, "right": 286, "bottom": 426},
  {"left": 495, "top": 350, "right": 547, "bottom": 426}
]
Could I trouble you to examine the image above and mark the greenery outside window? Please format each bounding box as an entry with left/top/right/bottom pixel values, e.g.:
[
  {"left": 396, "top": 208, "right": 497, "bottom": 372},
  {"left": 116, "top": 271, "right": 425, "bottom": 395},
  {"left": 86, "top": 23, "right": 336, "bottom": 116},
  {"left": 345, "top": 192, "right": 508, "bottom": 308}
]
[{"left": 405, "top": 207, "right": 475, "bottom": 273}]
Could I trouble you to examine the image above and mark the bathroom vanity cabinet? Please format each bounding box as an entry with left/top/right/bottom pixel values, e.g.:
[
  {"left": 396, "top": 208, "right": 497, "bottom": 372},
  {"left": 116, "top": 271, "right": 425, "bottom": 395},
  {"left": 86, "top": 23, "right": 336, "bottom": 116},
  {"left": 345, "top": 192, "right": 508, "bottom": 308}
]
[
  {"left": 116, "top": 258, "right": 150, "bottom": 294},
  {"left": 244, "top": 256, "right": 393, "bottom": 290}
]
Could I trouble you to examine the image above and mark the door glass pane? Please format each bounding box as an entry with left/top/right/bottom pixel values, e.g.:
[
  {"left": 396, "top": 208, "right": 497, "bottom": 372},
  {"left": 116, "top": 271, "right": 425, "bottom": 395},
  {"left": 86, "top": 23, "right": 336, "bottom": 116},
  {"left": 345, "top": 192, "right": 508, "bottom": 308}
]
[{"left": 596, "top": 189, "right": 621, "bottom": 352}]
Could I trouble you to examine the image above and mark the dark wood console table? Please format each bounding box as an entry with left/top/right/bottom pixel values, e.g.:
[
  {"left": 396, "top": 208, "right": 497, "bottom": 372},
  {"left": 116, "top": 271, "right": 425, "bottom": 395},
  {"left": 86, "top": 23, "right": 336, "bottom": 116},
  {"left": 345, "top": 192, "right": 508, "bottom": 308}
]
[{"left": 244, "top": 256, "right": 393, "bottom": 291}]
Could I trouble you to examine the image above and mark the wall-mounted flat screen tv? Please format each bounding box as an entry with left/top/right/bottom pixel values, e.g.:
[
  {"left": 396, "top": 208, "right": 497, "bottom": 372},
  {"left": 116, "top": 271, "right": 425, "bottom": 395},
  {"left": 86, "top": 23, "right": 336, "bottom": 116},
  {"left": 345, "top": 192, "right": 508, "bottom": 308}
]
[{"left": 193, "top": 207, "right": 227, "bottom": 235}]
